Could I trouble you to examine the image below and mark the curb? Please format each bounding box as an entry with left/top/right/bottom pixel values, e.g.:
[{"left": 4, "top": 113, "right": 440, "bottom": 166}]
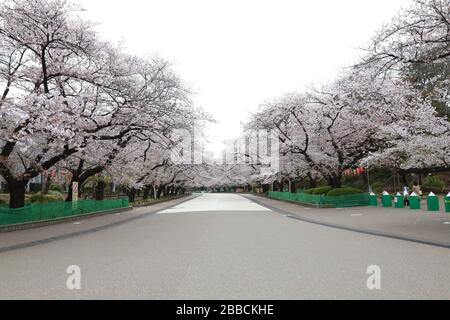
[
  {"left": 132, "top": 194, "right": 192, "bottom": 208},
  {"left": 251, "top": 193, "right": 330, "bottom": 208},
  {"left": 0, "top": 207, "right": 133, "bottom": 233}
]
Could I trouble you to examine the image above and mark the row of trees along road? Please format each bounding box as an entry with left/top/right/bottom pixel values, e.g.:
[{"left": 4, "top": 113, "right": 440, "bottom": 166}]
[
  {"left": 0, "top": 0, "right": 209, "bottom": 208},
  {"left": 1, "top": 0, "right": 448, "bottom": 206},
  {"left": 243, "top": 0, "right": 449, "bottom": 189}
]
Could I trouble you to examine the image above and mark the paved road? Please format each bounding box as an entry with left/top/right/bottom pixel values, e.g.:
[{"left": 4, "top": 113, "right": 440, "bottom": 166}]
[{"left": 1, "top": 194, "right": 449, "bottom": 299}]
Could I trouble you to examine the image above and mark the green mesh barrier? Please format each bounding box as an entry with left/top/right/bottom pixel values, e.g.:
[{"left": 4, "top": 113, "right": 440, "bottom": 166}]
[
  {"left": 0, "top": 197, "right": 129, "bottom": 226},
  {"left": 268, "top": 191, "right": 369, "bottom": 208}
]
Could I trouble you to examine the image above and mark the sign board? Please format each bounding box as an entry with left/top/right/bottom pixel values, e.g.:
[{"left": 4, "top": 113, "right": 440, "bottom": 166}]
[{"left": 72, "top": 182, "right": 79, "bottom": 209}]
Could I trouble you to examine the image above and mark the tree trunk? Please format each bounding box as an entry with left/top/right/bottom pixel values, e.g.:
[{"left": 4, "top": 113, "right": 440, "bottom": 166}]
[
  {"left": 157, "top": 185, "right": 164, "bottom": 199},
  {"left": 128, "top": 188, "right": 136, "bottom": 203},
  {"left": 95, "top": 180, "right": 106, "bottom": 200},
  {"left": 42, "top": 174, "right": 51, "bottom": 195},
  {"left": 66, "top": 160, "right": 84, "bottom": 202},
  {"left": 66, "top": 183, "right": 73, "bottom": 202},
  {"left": 143, "top": 186, "right": 151, "bottom": 200},
  {"left": 8, "top": 180, "right": 27, "bottom": 209}
]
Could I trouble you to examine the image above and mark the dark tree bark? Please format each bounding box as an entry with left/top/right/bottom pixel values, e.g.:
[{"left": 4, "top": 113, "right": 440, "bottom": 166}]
[
  {"left": 143, "top": 185, "right": 151, "bottom": 200},
  {"left": 42, "top": 174, "right": 51, "bottom": 195},
  {"left": 66, "top": 178, "right": 78, "bottom": 202},
  {"left": 95, "top": 180, "right": 106, "bottom": 200},
  {"left": 66, "top": 160, "right": 104, "bottom": 202},
  {"left": 128, "top": 188, "right": 136, "bottom": 203},
  {"left": 8, "top": 180, "right": 27, "bottom": 209},
  {"left": 156, "top": 185, "right": 165, "bottom": 199}
]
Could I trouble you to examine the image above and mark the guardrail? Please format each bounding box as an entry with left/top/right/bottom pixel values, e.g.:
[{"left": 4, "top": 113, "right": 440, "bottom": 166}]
[
  {"left": 0, "top": 197, "right": 130, "bottom": 226},
  {"left": 268, "top": 191, "right": 369, "bottom": 208}
]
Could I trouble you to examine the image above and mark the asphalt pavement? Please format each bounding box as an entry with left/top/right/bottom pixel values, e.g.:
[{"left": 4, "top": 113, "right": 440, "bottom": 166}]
[{"left": 1, "top": 193, "right": 449, "bottom": 299}]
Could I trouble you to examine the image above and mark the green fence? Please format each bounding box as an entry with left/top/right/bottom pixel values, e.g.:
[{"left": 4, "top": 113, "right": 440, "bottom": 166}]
[
  {"left": 0, "top": 197, "right": 129, "bottom": 226},
  {"left": 268, "top": 191, "right": 369, "bottom": 208}
]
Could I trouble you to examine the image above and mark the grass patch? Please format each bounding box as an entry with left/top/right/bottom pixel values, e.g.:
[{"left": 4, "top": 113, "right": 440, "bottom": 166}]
[{"left": 29, "top": 191, "right": 65, "bottom": 203}]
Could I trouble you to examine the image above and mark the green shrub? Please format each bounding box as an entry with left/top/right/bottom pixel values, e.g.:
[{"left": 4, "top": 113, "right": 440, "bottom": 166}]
[
  {"left": 371, "top": 181, "right": 385, "bottom": 193},
  {"left": 423, "top": 175, "right": 446, "bottom": 192},
  {"left": 327, "top": 187, "right": 364, "bottom": 196},
  {"left": 304, "top": 186, "right": 333, "bottom": 195},
  {"left": 29, "top": 191, "right": 65, "bottom": 203},
  {"left": 49, "top": 183, "right": 64, "bottom": 192},
  {"left": 0, "top": 198, "right": 7, "bottom": 206}
]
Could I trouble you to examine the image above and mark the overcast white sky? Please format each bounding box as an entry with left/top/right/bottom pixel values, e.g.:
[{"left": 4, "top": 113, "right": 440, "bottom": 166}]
[{"left": 77, "top": 0, "right": 411, "bottom": 156}]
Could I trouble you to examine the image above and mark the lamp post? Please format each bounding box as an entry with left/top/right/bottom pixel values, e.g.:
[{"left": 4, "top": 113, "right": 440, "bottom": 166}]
[{"left": 366, "top": 166, "right": 372, "bottom": 193}]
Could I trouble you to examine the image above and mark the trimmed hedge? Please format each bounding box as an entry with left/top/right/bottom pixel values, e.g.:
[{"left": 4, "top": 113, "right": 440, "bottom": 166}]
[
  {"left": 304, "top": 186, "right": 333, "bottom": 195},
  {"left": 327, "top": 187, "right": 363, "bottom": 196}
]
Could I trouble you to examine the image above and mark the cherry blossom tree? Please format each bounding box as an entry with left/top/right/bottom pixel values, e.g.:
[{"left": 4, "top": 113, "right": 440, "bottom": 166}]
[
  {"left": 0, "top": 0, "right": 109, "bottom": 207},
  {"left": 244, "top": 66, "right": 448, "bottom": 189},
  {"left": 359, "top": 0, "right": 449, "bottom": 73},
  {"left": 0, "top": 0, "right": 204, "bottom": 207}
]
